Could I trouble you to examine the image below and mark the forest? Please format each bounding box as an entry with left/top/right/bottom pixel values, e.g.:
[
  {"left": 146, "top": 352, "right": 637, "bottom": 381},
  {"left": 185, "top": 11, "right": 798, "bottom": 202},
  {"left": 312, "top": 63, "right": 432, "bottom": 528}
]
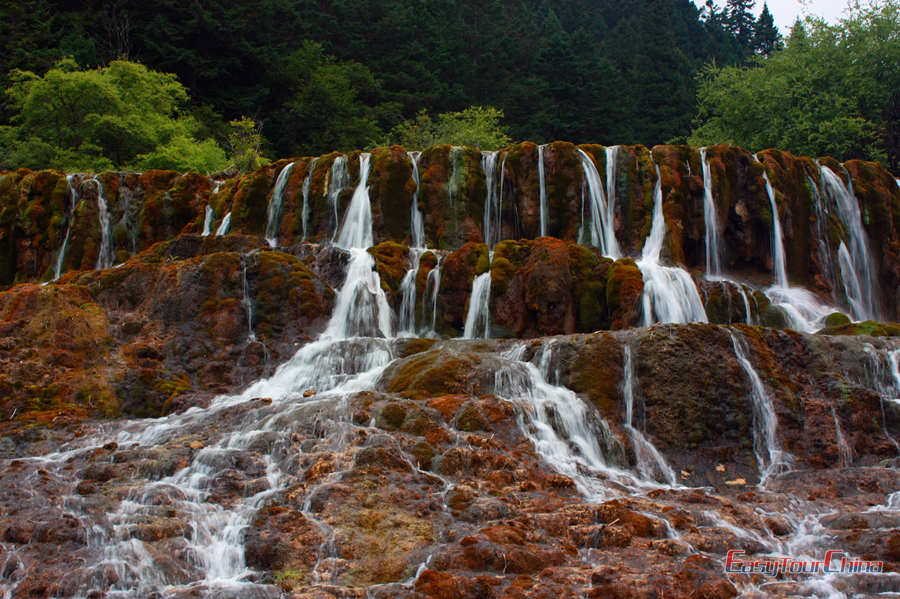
[{"left": 0, "top": 0, "right": 897, "bottom": 172}]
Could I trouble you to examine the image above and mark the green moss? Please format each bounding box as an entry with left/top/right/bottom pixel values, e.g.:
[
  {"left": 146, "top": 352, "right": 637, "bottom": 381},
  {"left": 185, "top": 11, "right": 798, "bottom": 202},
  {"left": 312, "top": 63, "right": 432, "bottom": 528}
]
[
  {"left": 369, "top": 146, "right": 414, "bottom": 242},
  {"left": 230, "top": 169, "right": 272, "bottom": 236},
  {"left": 568, "top": 244, "right": 612, "bottom": 332},
  {"left": 818, "top": 320, "right": 900, "bottom": 337},
  {"left": 605, "top": 258, "right": 643, "bottom": 329},
  {"left": 369, "top": 241, "right": 410, "bottom": 300},
  {"left": 273, "top": 569, "right": 309, "bottom": 591},
  {"left": 568, "top": 334, "right": 623, "bottom": 417},
  {"left": 489, "top": 256, "right": 516, "bottom": 296},
  {"left": 383, "top": 348, "right": 481, "bottom": 400},
  {"left": 824, "top": 312, "right": 851, "bottom": 328}
]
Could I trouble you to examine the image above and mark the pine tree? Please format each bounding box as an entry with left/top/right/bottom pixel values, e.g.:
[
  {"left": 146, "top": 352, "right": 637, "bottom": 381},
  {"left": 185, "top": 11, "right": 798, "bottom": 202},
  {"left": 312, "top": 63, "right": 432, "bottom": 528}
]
[
  {"left": 753, "top": 3, "right": 781, "bottom": 56},
  {"left": 726, "top": 0, "right": 756, "bottom": 49}
]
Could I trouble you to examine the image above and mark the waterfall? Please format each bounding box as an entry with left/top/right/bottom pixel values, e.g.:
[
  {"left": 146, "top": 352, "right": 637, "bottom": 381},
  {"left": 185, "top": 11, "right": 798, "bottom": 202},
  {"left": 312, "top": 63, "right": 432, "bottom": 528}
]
[
  {"left": 755, "top": 157, "right": 834, "bottom": 332},
  {"left": 481, "top": 151, "right": 500, "bottom": 248},
  {"left": 819, "top": 164, "right": 879, "bottom": 320},
  {"left": 201, "top": 205, "right": 214, "bottom": 237},
  {"left": 622, "top": 346, "right": 677, "bottom": 485},
  {"left": 830, "top": 406, "right": 853, "bottom": 467},
  {"left": 637, "top": 165, "right": 708, "bottom": 325},
  {"left": 28, "top": 171, "right": 401, "bottom": 597},
  {"left": 537, "top": 144, "right": 548, "bottom": 236},
  {"left": 335, "top": 154, "right": 373, "bottom": 250},
  {"left": 91, "top": 177, "right": 114, "bottom": 270},
  {"left": 605, "top": 146, "right": 620, "bottom": 257},
  {"left": 765, "top": 286, "right": 835, "bottom": 333},
  {"left": 759, "top": 162, "right": 788, "bottom": 287},
  {"left": 328, "top": 153, "right": 393, "bottom": 339},
  {"left": 327, "top": 155, "right": 350, "bottom": 241},
  {"left": 810, "top": 174, "right": 838, "bottom": 294},
  {"left": 462, "top": 270, "right": 491, "bottom": 339},
  {"left": 409, "top": 151, "right": 425, "bottom": 248},
  {"left": 53, "top": 175, "right": 79, "bottom": 280},
  {"left": 397, "top": 249, "right": 422, "bottom": 336},
  {"left": 499, "top": 153, "right": 508, "bottom": 239},
  {"left": 493, "top": 342, "right": 656, "bottom": 500},
  {"left": 578, "top": 149, "right": 619, "bottom": 258},
  {"left": 729, "top": 331, "right": 793, "bottom": 483},
  {"left": 735, "top": 283, "right": 755, "bottom": 324},
  {"left": 265, "top": 161, "right": 294, "bottom": 247},
  {"left": 240, "top": 252, "right": 256, "bottom": 343},
  {"left": 700, "top": 148, "right": 721, "bottom": 275},
  {"left": 301, "top": 156, "right": 319, "bottom": 241},
  {"left": 215, "top": 211, "right": 231, "bottom": 236},
  {"left": 861, "top": 344, "right": 900, "bottom": 454},
  {"left": 423, "top": 256, "right": 442, "bottom": 336}
]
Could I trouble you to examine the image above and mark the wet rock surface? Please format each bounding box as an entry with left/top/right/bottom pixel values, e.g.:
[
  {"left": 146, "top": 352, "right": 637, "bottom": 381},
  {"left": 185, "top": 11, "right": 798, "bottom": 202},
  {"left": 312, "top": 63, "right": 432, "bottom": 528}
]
[
  {"left": 2, "top": 143, "right": 900, "bottom": 598},
  {"left": 0, "top": 331, "right": 898, "bottom": 598}
]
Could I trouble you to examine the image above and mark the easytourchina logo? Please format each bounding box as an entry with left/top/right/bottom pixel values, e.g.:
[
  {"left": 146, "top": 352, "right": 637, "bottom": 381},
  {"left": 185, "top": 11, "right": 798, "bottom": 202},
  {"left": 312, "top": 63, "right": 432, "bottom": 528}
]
[{"left": 725, "top": 550, "right": 884, "bottom": 576}]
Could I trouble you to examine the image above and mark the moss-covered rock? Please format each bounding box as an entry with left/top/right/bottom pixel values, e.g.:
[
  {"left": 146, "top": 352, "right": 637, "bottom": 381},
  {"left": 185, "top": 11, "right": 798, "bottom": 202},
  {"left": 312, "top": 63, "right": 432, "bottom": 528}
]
[
  {"left": 435, "top": 242, "right": 489, "bottom": 335},
  {"left": 369, "top": 146, "right": 414, "bottom": 244},
  {"left": 818, "top": 320, "right": 900, "bottom": 337},
  {"left": 419, "top": 145, "right": 485, "bottom": 249},
  {"left": 369, "top": 241, "right": 411, "bottom": 305},
  {"left": 605, "top": 258, "right": 643, "bottom": 329}
]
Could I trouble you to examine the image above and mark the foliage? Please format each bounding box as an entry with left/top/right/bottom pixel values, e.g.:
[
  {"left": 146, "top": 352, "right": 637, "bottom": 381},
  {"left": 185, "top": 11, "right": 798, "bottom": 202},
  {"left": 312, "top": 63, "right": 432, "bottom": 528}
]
[
  {"left": 270, "top": 41, "right": 394, "bottom": 156},
  {"left": 385, "top": 106, "right": 512, "bottom": 150},
  {"left": 0, "top": 0, "right": 779, "bottom": 156},
  {"left": 227, "top": 116, "right": 266, "bottom": 173},
  {"left": 689, "top": 1, "right": 899, "bottom": 169},
  {"left": 753, "top": 3, "right": 782, "bottom": 56},
  {"left": 0, "top": 59, "right": 226, "bottom": 172}
]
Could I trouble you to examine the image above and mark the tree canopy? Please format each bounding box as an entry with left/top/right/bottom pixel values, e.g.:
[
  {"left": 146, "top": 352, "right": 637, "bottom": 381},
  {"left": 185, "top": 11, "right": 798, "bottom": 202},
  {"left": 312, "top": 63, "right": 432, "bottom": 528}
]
[
  {"left": 0, "top": 59, "right": 226, "bottom": 172},
  {"left": 385, "top": 106, "right": 512, "bottom": 150},
  {"left": 0, "top": 0, "right": 782, "bottom": 161},
  {"left": 4, "top": 0, "right": 891, "bottom": 172},
  {"left": 689, "top": 1, "right": 899, "bottom": 169}
]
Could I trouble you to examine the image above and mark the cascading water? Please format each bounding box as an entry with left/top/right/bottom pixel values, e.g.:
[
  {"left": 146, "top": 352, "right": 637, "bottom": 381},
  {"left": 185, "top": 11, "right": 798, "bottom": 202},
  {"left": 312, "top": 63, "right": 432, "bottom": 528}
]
[
  {"left": 577, "top": 149, "right": 619, "bottom": 257},
  {"left": 537, "top": 144, "right": 548, "bottom": 237},
  {"left": 201, "top": 205, "right": 214, "bottom": 237},
  {"left": 493, "top": 341, "right": 658, "bottom": 500},
  {"left": 53, "top": 175, "right": 80, "bottom": 280},
  {"left": 265, "top": 161, "right": 294, "bottom": 247},
  {"left": 759, "top": 163, "right": 788, "bottom": 288},
  {"left": 481, "top": 151, "right": 501, "bottom": 248},
  {"left": 240, "top": 252, "right": 257, "bottom": 343},
  {"left": 755, "top": 157, "right": 835, "bottom": 332},
  {"left": 215, "top": 212, "right": 231, "bottom": 236},
  {"left": 819, "top": 164, "right": 880, "bottom": 320},
  {"left": 397, "top": 153, "right": 427, "bottom": 335},
  {"left": 301, "top": 156, "right": 319, "bottom": 241},
  {"left": 335, "top": 154, "right": 373, "bottom": 250},
  {"left": 409, "top": 151, "right": 425, "bottom": 248},
  {"left": 622, "top": 346, "right": 677, "bottom": 485},
  {"left": 422, "top": 256, "right": 442, "bottom": 336},
  {"left": 729, "top": 330, "right": 793, "bottom": 483},
  {"left": 830, "top": 406, "right": 853, "bottom": 467},
  {"left": 605, "top": 145, "right": 620, "bottom": 255},
  {"left": 462, "top": 270, "right": 491, "bottom": 339},
  {"left": 23, "top": 146, "right": 402, "bottom": 599},
  {"left": 92, "top": 177, "right": 114, "bottom": 270},
  {"left": 499, "top": 153, "right": 510, "bottom": 238},
  {"left": 328, "top": 153, "right": 393, "bottom": 339},
  {"left": 446, "top": 147, "right": 463, "bottom": 240},
  {"left": 700, "top": 148, "right": 721, "bottom": 275},
  {"left": 636, "top": 165, "right": 708, "bottom": 325},
  {"left": 327, "top": 155, "right": 350, "bottom": 241},
  {"left": 397, "top": 250, "right": 422, "bottom": 336},
  {"left": 861, "top": 344, "right": 900, "bottom": 454}
]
